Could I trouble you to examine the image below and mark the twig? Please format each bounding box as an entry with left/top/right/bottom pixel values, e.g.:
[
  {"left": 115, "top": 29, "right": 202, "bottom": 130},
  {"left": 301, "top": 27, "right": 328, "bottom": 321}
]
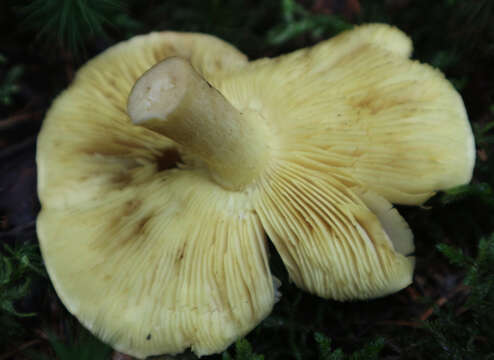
[
  {"left": 378, "top": 320, "right": 422, "bottom": 328},
  {"left": 0, "top": 136, "right": 36, "bottom": 160},
  {"left": 0, "top": 221, "right": 36, "bottom": 239},
  {"left": 112, "top": 352, "right": 135, "bottom": 360},
  {"left": 406, "top": 286, "right": 420, "bottom": 301},
  {"left": 419, "top": 284, "right": 469, "bottom": 321},
  {"left": 0, "top": 110, "right": 43, "bottom": 131},
  {"left": 419, "top": 297, "right": 448, "bottom": 321}
]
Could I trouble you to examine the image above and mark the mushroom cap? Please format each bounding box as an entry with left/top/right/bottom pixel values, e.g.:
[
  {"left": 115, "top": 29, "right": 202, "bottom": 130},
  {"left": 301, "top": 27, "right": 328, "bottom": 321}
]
[
  {"left": 220, "top": 23, "right": 474, "bottom": 205},
  {"left": 37, "top": 24, "right": 475, "bottom": 357},
  {"left": 37, "top": 32, "right": 274, "bottom": 358}
]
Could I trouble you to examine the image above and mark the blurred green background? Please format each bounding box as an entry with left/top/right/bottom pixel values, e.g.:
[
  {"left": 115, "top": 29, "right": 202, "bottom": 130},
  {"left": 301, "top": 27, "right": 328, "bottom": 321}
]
[{"left": 0, "top": 0, "right": 493, "bottom": 359}]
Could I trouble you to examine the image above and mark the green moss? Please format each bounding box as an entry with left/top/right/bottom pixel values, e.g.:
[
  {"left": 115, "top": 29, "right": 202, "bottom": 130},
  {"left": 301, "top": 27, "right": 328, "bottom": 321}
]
[{"left": 0, "top": 243, "right": 45, "bottom": 348}]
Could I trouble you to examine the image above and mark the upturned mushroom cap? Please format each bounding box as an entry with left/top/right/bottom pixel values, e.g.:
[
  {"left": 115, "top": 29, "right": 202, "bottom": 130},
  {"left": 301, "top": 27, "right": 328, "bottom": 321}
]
[{"left": 37, "top": 24, "right": 475, "bottom": 358}]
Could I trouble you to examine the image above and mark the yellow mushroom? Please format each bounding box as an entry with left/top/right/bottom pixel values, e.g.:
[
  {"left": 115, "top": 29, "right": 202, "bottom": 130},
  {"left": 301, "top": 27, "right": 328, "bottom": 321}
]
[{"left": 36, "top": 24, "right": 475, "bottom": 358}]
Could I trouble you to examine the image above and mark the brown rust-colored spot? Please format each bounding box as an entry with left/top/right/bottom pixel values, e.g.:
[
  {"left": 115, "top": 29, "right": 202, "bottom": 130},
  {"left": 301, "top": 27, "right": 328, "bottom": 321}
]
[
  {"left": 122, "top": 199, "right": 142, "bottom": 216},
  {"left": 136, "top": 215, "right": 152, "bottom": 234},
  {"left": 214, "top": 59, "right": 222, "bottom": 70},
  {"left": 154, "top": 44, "right": 177, "bottom": 62},
  {"left": 112, "top": 172, "right": 133, "bottom": 186},
  {"left": 176, "top": 243, "right": 187, "bottom": 263},
  {"left": 354, "top": 95, "right": 373, "bottom": 111},
  {"left": 303, "top": 218, "right": 314, "bottom": 233},
  {"left": 153, "top": 47, "right": 163, "bottom": 61},
  {"left": 101, "top": 89, "right": 118, "bottom": 102},
  {"left": 354, "top": 93, "right": 410, "bottom": 116}
]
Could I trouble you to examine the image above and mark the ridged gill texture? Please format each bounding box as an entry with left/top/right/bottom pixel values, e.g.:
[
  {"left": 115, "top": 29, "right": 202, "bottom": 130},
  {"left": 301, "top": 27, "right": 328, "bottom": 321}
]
[{"left": 37, "top": 24, "right": 475, "bottom": 358}]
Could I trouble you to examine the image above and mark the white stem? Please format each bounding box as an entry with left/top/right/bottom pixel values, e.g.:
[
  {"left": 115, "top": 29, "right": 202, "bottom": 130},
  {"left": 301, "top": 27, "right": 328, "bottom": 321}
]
[{"left": 127, "top": 57, "right": 268, "bottom": 190}]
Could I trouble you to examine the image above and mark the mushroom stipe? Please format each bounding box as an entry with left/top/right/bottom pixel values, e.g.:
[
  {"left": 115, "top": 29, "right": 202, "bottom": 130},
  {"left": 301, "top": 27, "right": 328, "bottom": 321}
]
[{"left": 37, "top": 25, "right": 475, "bottom": 358}]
